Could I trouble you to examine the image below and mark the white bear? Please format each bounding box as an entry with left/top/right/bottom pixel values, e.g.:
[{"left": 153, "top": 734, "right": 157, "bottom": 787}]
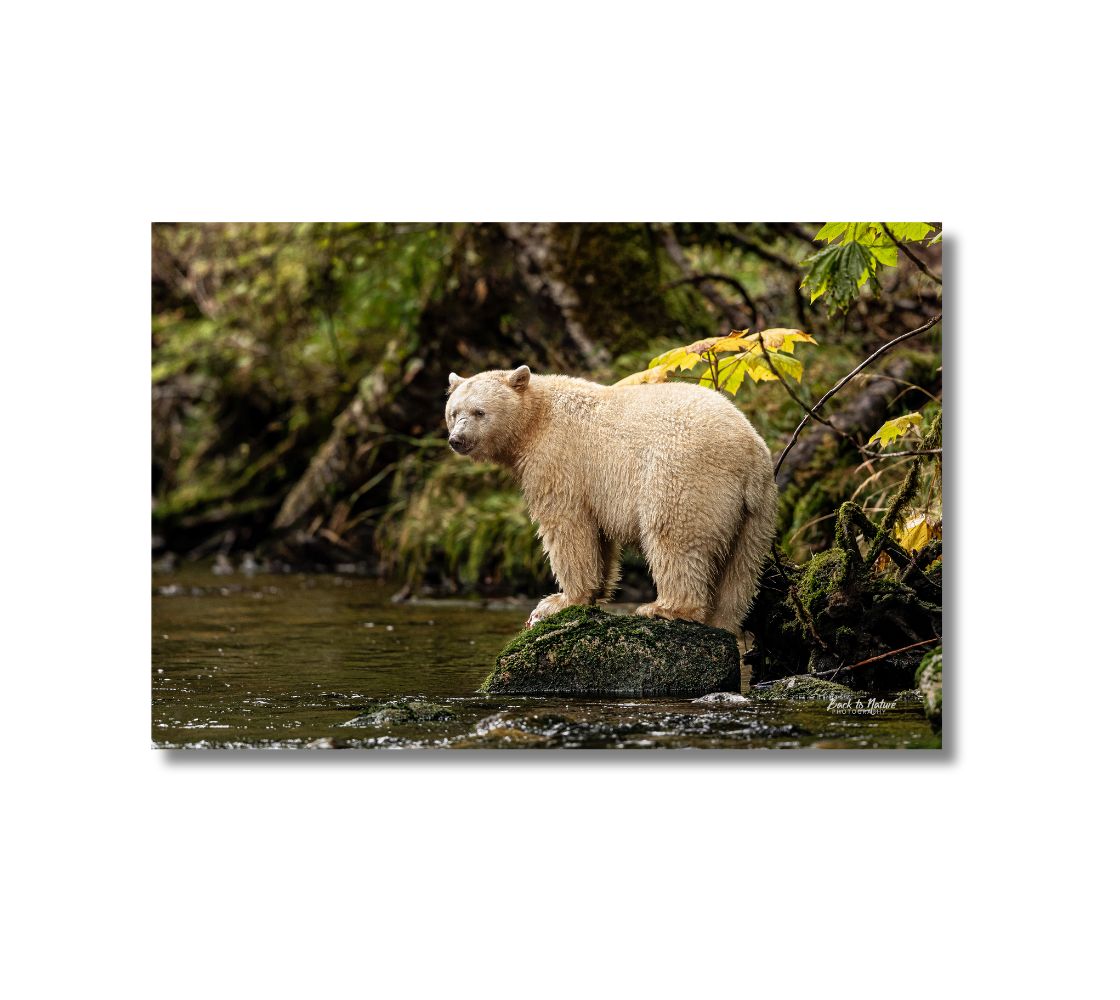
[{"left": 445, "top": 365, "right": 777, "bottom": 637}]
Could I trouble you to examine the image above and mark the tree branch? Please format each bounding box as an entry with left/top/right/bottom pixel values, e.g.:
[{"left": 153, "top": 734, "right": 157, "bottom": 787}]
[
  {"left": 822, "top": 637, "right": 940, "bottom": 679},
  {"left": 663, "top": 272, "right": 759, "bottom": 320},
  {"left": 773, "top": 313, "right": 942, "bottom": 478},
  {"left": 658, "top": 226, "right": 753, "bottom": 328},
  {"left": 722, "top": 228, "right": 800, "bottom": 272}
]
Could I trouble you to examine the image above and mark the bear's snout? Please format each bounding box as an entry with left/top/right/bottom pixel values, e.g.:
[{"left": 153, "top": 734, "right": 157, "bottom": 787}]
[{"left": 449, "top": 435, "right": 472, "bottom": 455}]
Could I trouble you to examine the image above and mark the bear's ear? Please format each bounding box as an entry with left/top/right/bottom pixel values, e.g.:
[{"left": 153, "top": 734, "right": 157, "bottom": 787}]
[
  {"left": 507, "top": 365, "right": 531, "bottom": 392},
  {"left": 448, "top": 372, "right": 464, "bottom": 390}
]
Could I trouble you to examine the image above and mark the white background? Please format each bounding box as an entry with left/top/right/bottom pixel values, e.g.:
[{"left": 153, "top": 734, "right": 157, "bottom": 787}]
[{"left": 2, "top": 2, "right": 1115, "bottom": 997}]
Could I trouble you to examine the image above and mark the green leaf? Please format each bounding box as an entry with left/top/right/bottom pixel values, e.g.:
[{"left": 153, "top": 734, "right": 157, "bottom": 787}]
[
  {"left": 727, "top": 350, "right": 803, "bottom": 386},
  {"left": 814, "top": 222, "right": 852, "bottom": 243},
  {"left": 867, "top": 241, "right": 898, "bottom": 268},
  {"left": 801, "top": 221, "right": 938, "bottom": 314},
  {"left": 800, "top": 241, "right": 880, "bottom": 313},
  {"left": 869, "top": 412, "right": 923, "bottom": 448},
  {"left": 883, "top": 222, "right": 935, "bottom": 243}
]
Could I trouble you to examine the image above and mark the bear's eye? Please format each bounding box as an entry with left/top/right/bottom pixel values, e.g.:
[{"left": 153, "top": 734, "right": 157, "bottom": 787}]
[{"left": 473, "top": 408, "right": 485, "bottom": 418}]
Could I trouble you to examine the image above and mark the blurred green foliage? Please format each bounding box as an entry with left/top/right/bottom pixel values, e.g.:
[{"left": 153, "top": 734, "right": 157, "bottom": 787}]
[
  {"left": 152, "top": 223, "right": 448, "bottom": 521},
  {"left": 152, "top": 222, "right": 942, "bottom": 594}
]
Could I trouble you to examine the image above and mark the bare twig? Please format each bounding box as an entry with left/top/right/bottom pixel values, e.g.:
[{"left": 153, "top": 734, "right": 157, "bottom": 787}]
[
  {"left": 822, "top": 637, "right": 939, "bottom": 679},
  {"left": 773, "top": 313, "right": 942, "bottom": 478},
  {"left": 871, "top": 448, "right": 942, "bottom": 459},
  {"left": 862, "top": 372, "right": 942, "bottom": 405}
]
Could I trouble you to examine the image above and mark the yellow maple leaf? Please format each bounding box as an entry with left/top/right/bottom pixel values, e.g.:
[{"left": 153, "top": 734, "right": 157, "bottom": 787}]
[
  {"left": 648, "top": 346, "right": 704, "bottom": 372},
  {"left": 752, "top": 328, "right": 818, "bottom": 353},
  {"left": 680, "top": 330, "right": 752, "bottom": 357},
  {"left": 615, "top": 364, "right": 670, "bottom": 387}
]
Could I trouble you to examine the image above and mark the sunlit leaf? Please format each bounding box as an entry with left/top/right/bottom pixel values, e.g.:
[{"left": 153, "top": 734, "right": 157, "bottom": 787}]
[
  {"left": 896, "top": 514, "right": 940, "bottom": 552},
  {"left": 648, "top": 346, "right": 704, "bottom": 372},
  {"left": 814, "top": 223, "right": 853, "bottom": 243},
  {"left": 680, "top": 330, "right": 752, "bottom": 357},
  {"left": 715, "top": 356, "right": 751, "bottom": 394},
  {"left": 742, "top": 353, "right": 778, "bottom": 383},
  {"left": 804, "top": 223, "right": 936, "bottom": 313},
  {"left": 745, "top": 328, "right": 818, "bottom": 354},
  {"left": 766, "top": 352, "right": 803, "bottom": 383},
  {"left": 867, "top": 242, "right": 898, "bottom": 268},
  {"left": 883, "top": 222, "right": 936, "bottom": 243},
  {"left": 869, "top": 412, "right": 922, "bottom": 448}
]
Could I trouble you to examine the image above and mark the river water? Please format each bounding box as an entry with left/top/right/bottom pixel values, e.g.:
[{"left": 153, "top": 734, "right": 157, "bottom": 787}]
[{"left": 152, "top": 564, "right": 937, "bottom": 749}]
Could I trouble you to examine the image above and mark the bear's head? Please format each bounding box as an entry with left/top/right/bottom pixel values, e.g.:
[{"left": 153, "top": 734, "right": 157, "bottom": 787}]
[{"left": 444, "top": 365, "right": 532, "bottom": 463}]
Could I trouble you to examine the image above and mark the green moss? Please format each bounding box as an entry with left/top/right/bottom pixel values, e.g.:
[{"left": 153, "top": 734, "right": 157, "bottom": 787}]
[
  {"left": 483, "top": 605, "right": 740, "bottom": 697},
  {"left": 916, "top": 645, "right": 943, "bottom": 733},
  {"left": 922, "top": 407, "right": 942, "bottom": 451},
  {"left": 797, "top": 548, "right": 852, "bottom": 618}
]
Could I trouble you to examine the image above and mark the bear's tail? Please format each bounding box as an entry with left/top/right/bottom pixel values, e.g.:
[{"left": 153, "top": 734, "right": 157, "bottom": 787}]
[{"left": 708, "top": 470, "right": 778, "bottom": 639}]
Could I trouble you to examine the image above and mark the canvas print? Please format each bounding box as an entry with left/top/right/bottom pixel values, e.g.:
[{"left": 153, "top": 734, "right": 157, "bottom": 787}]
[{"left": 152, "top": 223, "right": 943, "bottom": 749}]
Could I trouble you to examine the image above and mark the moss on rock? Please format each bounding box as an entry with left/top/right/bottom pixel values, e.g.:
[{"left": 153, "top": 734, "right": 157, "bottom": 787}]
[
  {"left": 798, "top": 547, "right": 854, "bottom": 618},
  {"left": 481, "top": 605, "right": 740, "bottom": 697}
]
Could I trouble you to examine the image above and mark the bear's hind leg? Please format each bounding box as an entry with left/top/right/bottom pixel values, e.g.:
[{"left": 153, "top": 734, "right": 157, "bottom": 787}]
[{"left": 708, "top": 482, "right": 778, "bottom": 637}]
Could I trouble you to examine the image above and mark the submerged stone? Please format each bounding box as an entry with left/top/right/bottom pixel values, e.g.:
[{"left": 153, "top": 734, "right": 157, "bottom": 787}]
[
  {"left": 343, "top": 697, "right": 457, "bottom": 728},
  {"left": 750, "top": 674, "right": 858, "bottom": 702},
  {"left": 480, "top": 605, "right": 740, "bottom": 697}
]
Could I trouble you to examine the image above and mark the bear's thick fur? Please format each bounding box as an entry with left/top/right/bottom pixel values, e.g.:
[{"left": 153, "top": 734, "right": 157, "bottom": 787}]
[{"left": 445, "top": 365, "right": 777, "bottom": 637}]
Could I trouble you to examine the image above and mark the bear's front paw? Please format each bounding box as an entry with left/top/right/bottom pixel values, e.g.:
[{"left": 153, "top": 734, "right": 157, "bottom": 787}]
[{"left": 527, "top": 593, "right": 573, "bottom": 628}]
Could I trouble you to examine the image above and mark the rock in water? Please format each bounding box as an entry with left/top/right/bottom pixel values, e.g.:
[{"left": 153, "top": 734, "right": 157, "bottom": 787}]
[
  {"left": 750, "top": 674, "right": 859, "bottom": 702},
  {"left": 480, "top": 605, "right": 740, "bottom": 697}
]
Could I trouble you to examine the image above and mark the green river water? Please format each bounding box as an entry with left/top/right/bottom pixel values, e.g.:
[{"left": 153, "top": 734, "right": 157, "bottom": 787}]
[{"left": 152, "top": 564, "right": 937, "bottom": 749}]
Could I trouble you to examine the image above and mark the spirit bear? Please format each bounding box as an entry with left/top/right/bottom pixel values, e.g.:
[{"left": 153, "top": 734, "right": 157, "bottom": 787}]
[{"left": 445, "top": 365, "right": 778, "bottom": 637}]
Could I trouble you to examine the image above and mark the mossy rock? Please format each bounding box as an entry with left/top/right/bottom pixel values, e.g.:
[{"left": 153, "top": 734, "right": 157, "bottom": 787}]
[
  {"left": 916, "top": 646, "right": 943, "bottom": 733},
  {"left": 343, "top": 697, "right": 458, "bottom": 728},
  {"left": 751, "top": 674, "right": 858, "bottom": 703},
  {"left": 481, "top": 605, "right": 740, "bottom": 697}
]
